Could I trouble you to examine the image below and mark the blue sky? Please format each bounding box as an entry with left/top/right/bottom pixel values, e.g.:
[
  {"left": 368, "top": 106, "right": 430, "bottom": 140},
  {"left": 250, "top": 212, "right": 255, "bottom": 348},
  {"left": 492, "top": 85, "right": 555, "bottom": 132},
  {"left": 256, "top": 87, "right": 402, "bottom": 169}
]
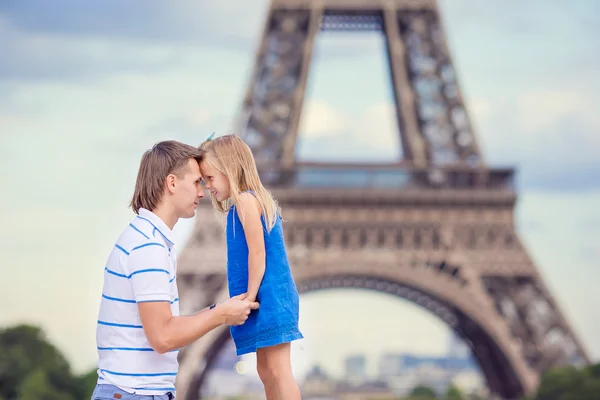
[{"left": 1, "top": 0, "right": 599, "bottom": 380}]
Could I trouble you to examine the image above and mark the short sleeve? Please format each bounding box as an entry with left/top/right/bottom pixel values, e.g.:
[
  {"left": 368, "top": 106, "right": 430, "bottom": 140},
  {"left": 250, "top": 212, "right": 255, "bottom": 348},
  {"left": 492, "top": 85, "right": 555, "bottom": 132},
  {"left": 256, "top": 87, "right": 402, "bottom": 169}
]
[{"left": 126, "top": 243, "right": 171, "bottom": 303}]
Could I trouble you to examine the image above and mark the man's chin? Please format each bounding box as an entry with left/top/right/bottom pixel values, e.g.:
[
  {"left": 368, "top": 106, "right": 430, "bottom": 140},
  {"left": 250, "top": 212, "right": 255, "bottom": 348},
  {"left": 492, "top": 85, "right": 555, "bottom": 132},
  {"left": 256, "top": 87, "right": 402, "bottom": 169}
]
[{"left": 180, "top": 209, "right": 196, "bottom": 219}]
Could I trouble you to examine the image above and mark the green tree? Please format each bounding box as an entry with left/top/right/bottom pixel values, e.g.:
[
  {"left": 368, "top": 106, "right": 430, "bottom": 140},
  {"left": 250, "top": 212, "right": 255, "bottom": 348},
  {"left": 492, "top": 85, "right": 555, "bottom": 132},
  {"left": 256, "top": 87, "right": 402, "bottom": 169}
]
[
  {"left": 535, "top": 365, "right": 584, "bottom": 400},
  {"left": 584, "top": 362, "right": 600, "bottom": 379},
  {"left": 73, "top": 368, "right": 100, "bottom": 399},
  {"left": 534, "top": 363, "right": 600, "bottom": 400},
  {"left": 17, "top": 369, "right": 75, "bottom": 400},
  {"left": 0, "top": 324, "right": 93, "bottom": 400},
  {"left": 445, "top": 384, "right": 464, "bottom": 400},
  {"left": 408, "top": 385, "right": 438, "bottom": 399}
]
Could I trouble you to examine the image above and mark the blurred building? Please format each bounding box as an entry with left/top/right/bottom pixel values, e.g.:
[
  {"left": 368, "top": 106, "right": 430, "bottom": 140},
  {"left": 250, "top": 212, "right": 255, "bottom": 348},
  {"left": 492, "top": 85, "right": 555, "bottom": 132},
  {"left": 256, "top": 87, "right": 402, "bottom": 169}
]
[
  {"left": 377, "top": 351, "right": 483, "bottom": 397},
  {"left": 344, "top": 354, "right": 367, "bottom": 384},
  {"left": 378, "top": 352, "right": 404, "bottom": 378},
  {"left": 302, "top": 365, "right": 337, "bottom": 399}
]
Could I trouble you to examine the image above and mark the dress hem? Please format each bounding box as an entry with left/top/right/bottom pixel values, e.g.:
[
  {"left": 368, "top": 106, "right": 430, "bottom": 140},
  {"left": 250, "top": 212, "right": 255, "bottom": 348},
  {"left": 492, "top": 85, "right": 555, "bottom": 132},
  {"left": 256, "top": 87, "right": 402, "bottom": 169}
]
[{"left": 235, "top": 332, "right": 304, "bottom": 356}]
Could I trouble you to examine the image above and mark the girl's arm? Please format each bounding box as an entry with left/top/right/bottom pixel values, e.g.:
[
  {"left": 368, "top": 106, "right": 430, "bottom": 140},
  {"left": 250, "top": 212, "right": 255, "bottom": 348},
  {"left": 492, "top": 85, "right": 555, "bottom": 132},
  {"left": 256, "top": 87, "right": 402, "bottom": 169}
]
[{"left": 237, "top": 192, "right": 266, "bottom": 302}]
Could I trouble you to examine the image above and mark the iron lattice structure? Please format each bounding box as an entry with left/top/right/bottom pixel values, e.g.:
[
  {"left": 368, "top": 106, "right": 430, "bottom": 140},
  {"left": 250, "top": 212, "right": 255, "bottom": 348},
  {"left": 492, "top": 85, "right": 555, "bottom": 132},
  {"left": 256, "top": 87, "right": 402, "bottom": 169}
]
[{"left": 174, "top": 1, "right": 589, "bottom": 398}]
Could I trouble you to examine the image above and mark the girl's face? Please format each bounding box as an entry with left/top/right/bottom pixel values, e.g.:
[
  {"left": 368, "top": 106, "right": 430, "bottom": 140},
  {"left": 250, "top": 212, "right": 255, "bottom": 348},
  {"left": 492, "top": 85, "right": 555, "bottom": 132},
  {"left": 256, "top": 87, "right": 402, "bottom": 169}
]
[{"left": 199, "top": 158, "right": 231, "bottom": 202}]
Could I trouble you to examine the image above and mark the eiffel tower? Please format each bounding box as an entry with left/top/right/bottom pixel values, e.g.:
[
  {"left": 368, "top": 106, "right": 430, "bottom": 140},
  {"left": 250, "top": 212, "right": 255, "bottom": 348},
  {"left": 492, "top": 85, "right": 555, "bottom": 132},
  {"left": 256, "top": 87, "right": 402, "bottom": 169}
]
[{"left": 175, "top": 0, "right": 590, "bottom": 398}]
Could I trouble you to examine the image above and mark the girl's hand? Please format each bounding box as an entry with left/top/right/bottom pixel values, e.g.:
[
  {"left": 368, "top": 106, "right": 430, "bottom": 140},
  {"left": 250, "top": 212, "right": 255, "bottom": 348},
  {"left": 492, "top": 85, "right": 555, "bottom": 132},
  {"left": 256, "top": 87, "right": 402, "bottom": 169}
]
[
  {"left": 239, "top": 292, "right": 256, "bottom": 302},
  {"left": 219, "top": 294, "right": 260, "bottom": 326}
]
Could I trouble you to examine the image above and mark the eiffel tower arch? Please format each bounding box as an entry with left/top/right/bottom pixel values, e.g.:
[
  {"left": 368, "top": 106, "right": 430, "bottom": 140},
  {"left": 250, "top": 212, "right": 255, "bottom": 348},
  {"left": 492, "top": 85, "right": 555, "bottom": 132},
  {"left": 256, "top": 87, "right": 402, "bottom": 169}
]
[{"left": 175, "top": 0, "right": 590, "bottom": 398}]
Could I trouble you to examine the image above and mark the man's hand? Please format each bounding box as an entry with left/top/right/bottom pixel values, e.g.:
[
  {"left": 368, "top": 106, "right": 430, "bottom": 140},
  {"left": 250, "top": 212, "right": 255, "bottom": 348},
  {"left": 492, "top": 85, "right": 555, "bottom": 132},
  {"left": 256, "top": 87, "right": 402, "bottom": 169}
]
[
  {"left": 217, "top": 294, "right": 259, "bottom": 326},
  {"left": 138, "top": 294, "right": 259, "bottom": 353}
]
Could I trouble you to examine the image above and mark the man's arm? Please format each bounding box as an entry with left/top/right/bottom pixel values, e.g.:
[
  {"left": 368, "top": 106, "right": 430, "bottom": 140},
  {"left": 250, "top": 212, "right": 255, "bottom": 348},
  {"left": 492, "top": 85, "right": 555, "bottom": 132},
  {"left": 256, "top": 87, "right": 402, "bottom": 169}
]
[
  {"left": 237, "top": 192, "right": 266, "bottom": 303},
  {"left": 127, "top": 244, "right": 258, "bottom": 354},
  {"left": 138, "top": 296, "right": 255, "bottom": 354}
]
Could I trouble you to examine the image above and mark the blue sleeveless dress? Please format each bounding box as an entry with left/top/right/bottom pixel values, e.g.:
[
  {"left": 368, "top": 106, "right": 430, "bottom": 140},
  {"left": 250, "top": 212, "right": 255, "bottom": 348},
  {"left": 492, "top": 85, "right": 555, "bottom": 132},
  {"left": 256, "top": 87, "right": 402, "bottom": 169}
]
[{"left": 226, "top": 193, "right": 303, "bottom": 355}]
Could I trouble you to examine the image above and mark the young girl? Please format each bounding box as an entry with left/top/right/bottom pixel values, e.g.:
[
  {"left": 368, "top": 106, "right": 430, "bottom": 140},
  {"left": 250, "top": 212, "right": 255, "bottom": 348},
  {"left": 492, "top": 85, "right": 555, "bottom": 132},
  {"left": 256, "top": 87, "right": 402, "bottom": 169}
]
[{"left": 199, "top": 134, "right": 303, "bottom": 399}]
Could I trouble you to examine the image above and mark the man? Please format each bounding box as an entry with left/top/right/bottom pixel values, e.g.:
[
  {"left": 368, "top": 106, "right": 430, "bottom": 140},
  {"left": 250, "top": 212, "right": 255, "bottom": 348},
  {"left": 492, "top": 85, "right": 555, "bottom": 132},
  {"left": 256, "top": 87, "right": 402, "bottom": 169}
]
[{"left": 91, "top": 141, "right": 258, "bottom": 400}]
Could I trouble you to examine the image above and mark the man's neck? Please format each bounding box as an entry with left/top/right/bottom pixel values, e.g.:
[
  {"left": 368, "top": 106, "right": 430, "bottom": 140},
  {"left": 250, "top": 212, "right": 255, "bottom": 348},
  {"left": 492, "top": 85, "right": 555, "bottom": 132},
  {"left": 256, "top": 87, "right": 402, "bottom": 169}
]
[{"left": 151, "top": 204, "right": 178, "bottom": 230}]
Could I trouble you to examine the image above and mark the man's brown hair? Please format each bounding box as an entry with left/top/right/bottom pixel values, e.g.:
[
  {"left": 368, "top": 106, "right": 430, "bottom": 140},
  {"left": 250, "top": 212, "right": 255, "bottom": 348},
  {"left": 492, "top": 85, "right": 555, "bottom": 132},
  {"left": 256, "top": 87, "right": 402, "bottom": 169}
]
[{"left": 130, "top": 140, "right": 204, "bottom": 214}]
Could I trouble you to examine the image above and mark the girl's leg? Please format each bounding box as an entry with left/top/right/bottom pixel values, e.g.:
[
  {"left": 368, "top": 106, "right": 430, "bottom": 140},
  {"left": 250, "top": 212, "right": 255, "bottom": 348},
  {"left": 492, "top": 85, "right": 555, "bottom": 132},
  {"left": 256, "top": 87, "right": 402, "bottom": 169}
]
[
  {"left": 256, "top": 343, "right": 301, "bottom": 400},
  {"left": 257, "top": 349, "right": 278, "bottom": 399}
]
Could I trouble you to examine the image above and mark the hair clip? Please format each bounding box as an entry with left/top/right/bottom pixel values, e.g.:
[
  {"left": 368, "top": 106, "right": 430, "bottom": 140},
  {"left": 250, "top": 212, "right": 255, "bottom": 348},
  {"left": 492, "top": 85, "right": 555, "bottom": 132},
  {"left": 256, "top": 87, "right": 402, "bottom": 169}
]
[{"left": 206, "top": 132, "right": 216, "bottom": 141}]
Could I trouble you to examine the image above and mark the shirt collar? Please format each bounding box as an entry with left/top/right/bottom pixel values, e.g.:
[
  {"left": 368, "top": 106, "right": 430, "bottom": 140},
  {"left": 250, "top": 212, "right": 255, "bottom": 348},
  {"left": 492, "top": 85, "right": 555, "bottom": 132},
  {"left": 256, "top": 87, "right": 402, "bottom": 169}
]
[{"left": 137, "top": 208, "right": 175, "bottom": 248}]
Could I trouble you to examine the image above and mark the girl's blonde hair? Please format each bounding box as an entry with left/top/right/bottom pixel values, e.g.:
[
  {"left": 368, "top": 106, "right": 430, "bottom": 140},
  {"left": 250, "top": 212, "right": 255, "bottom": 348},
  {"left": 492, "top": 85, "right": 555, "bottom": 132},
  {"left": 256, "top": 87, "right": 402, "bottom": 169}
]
[{"left": 199, "top": 134, "right": 281, "bottom": 231}]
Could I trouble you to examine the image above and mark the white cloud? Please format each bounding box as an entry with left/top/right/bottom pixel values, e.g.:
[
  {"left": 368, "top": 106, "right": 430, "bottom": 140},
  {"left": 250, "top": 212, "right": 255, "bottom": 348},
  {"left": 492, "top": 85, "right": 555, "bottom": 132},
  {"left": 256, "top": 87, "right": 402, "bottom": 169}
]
[
  {"left": 300, "top": 100, "right": 348, "bottom": 138},
  {"left": 0, "top": 113, "right": 17, "bottom": 128},
  {"left": 467, "top": 86, "right": 600, "bottom": 191},
  {"left": 187, "top": 108, "right": 212, "bottom": 127},
  {"left": 1, "top": 1, "right": 270, "bottom": 51},
  {"left": 296, "top": 101, "right": 402, "bottom": 162},
  {"left": 515, "top": 90, "right": 600, "bottom": 133},
  {"left": 468, "top": 98, "right": 492, "bottom": 122},
  {"left": 0, "top": 19, "right": 188, "bottom": 81},
  {"left": 299, "top": 101, "right": 399, "bottom": 145},
  {"left": 0, "top": 48, "right": 250, "bottom": 153},
  {"left": 358, "top": 103, "right": 399, "bottom": 147}
]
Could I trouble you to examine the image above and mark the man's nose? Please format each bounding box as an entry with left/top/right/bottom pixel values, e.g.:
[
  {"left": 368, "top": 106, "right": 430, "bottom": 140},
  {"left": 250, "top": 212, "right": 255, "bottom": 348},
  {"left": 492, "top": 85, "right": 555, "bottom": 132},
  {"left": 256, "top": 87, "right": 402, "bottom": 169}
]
[{"left": 198, "top": 188, "right": 205, "bottom": 198}]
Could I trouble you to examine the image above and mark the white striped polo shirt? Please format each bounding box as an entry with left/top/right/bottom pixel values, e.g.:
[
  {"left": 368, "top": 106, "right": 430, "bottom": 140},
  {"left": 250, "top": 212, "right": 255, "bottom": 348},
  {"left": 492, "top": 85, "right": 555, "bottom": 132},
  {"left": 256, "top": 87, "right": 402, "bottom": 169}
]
[{"left": 95, "top": 208, "right": 180, "bottom": 397}]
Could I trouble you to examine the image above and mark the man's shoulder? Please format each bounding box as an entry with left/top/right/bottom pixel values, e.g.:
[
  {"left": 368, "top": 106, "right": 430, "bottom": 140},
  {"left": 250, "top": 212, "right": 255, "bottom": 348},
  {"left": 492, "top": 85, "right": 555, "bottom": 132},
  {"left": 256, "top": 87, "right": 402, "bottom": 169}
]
[{"left": 114, "top": 222, "right": 169, "bottom": 257}]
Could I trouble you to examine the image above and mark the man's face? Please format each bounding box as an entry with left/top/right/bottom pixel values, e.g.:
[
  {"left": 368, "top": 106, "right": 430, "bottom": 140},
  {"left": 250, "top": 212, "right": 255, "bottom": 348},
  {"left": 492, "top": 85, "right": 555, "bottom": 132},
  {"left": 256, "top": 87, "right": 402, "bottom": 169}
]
[
  {"left": 172, "top": 158, "right": 204, "bottom": 219},
  {"left": 199, "top": 158, "right": 231, "bottom": 202}
]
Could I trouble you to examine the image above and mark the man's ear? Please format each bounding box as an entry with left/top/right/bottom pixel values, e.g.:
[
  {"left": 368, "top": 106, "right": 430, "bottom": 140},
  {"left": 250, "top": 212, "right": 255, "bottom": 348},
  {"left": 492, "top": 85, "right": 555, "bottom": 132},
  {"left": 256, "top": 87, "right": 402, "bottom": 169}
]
[{"left": 165, "top": 174, "right": 177, "bottom": 194}]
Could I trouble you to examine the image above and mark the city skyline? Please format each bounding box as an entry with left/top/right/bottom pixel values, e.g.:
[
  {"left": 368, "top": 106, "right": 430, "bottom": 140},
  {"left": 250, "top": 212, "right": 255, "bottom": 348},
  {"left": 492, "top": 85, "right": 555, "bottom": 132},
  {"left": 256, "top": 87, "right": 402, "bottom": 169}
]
[{"left": 202, "top": 342, "right": 484, "bottom": 397}]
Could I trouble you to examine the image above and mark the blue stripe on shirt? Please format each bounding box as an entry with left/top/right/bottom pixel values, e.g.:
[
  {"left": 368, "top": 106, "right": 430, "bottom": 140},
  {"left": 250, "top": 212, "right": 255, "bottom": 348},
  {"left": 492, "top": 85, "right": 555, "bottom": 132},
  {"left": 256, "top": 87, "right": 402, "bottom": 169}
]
[
  {"left": 98, "top": 346, "right": 154, "bottom": 351},
  {"left": 100, "top": 369, "right": 177, "bottom": 377},
  {"left": 102, "top": 294, "right": 136, "bottom": 304},
  {"left": 134, "top": 386, "right": 176, "bottom": 391},
  {"left": 102, "top": 294, "right": 177, "bottom": 304},
  {"left": 105, "top": 267, "right": 128, "bottom": 278},
  {"left": 115, "top": 244, "right": 130, "bottom": 255},
  {"left": 129, "top": 223, "right": 150, "bottom": 239},
  {"left": 137, "top": 298, "right": 179, "bottom": 304},
  {"left": 129, "top": 268, "right": 170, "bottom": 277},
  {"left": 97, "top": 320, "right": 143, "bottom": 329},
  {"left": 105, "top": 267, "right": 170, "bottom": 279},
  {"left": 131, "top": 242, "right": 165, "bottom": 252},
  {"left": 114, "top": 241, "right": 164, "bottom": 257},
  {"left": 136, "top": 216, "right": 174, "bottom": 245},
  {"left": 136, "top": 300, "right": 169, "bottom": 303},
  {"left": 97, "top": 347, "right": 179, "bottom": 352}
]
